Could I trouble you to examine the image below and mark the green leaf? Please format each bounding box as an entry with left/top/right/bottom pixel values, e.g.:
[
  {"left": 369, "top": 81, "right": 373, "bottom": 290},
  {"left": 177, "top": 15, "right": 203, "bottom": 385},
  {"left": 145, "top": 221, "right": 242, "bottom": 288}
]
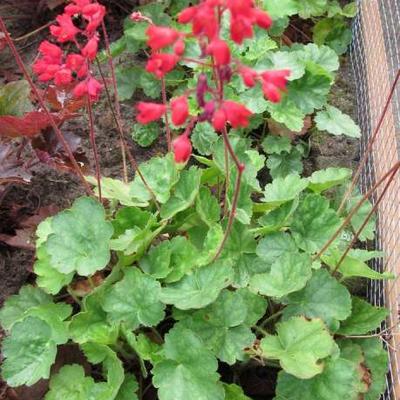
[
  {"left": 160, "top": 261, "right": 233, "bottom": 310},
  {"left": 130, "top": 154, "right": 179, "bottom": 204},
  {"left": 2, "top": 317, "right": 57, "bottom": 387},
  {"left": 102, "top": 268, "right": 165, "bottom": 330},
  {"left": 291, "top": 194, "right": 342, "bottom": 254},
  {"left": 262, "top": 0, "right": 298, "bottom": 19},
  {"left": 297, "top": 0, "right": 328, "bottom": 18},
  {"left": 45, "top": 365, "right": 97, "bottom": 400},
  {"left": 152, "top": 327, "right": 224, "bottom": 400},
  {"left": 313, "top": 17, "right": 352, "bottom": 55},
  {"left": 81, "top": 343, "right": 125, "bottom": 399},
  {"left": 123, "top": 329, "right": 164, "bottom": 364},
  {"left": 44, "top": 197, "right": 114, "bottom": 276},
  {"left": 266, "top": 147, "right": 304, "bottom": 179},
  {"left": 338, "top": 297, "right": 388, "bottom": 335},
  {"left": 255, "top": 200, "right": 298, "bottom": 236},
  {"left": 115, "top": 374, "right": 139, "bottom": 400},
  {"left": 283, "top": 269, "right": 352, "bottom": 330},
  {"left": 256, "top": 232, "right": 298, "bottom": 265},
  {"left": 139, "top": 71, "right": 162, "bottom": 98},
  {"left": 262, "top": 174, "right": 309, "bottom": 210},
  {"left": 250, "top": 252, "right": 312, "bottom": 298},
  {"left": 308, "top": 167, "right": 352, "bottom": 192},
  {"left": 161, "top": 167, "right": 202, "bottom": 220},
  {"left": 34, "top": 246, "right": 74, "bottom": 294},
  {"left": 262, "top": 135, "right": 292, "bottom": 155},
  {"left": 322, "top": 248, "right": 394, "bottom": 280},
  {"left": 295, "top": 43, "right": 340, "bottom": 73},
  {"left": 69, "top": 290, "right": 119, "bottom": 345},
  {"left": 275, "top": 357, "right": 360, "bottom": 400},
  {"left": 315, "top": 106, "right": 361, "bottom": 138},
  {"left": 359, "top": 338, "right": 388, "bottom": 400},
  {"left": 140, "top": 240, "right": 172, "bottom": 279},
  {"left": 239, "top": 86, "right": 269, "bottom": 114},
  {"left": 0, "top": 285, "right": 51, "bottom": 330},
  {"left": 116, "top": 66, "right": 139, "bottom": 101},
  {"left": 195, "top": 187, "right": 221, "bottom": 227},
  {"left": 257, "top": 51, "right": 305, "bottom": 81},
  {"left": 177, "top": 290, "right": 256, "bottom": 364},
  {"left": 192, "top": 122, "right": 219, "bottom": 156},
  {"left": 131, "top": 122, "right": 161, "bottom": 147},
  {"left": 224, "top": 383, "right": 251, "bottom": 400},
  {"left": 289, "top": 65, "right": 331, "bottom": 114},
  {"left": 0, "top": 80, "right": 33, "bottom": 116},
  {"left": 346, "top": 195, "right": 376, "bottom": 241},
  {"left": 266, "top": 97, "right": 305, "bottom": 132},
  {"left": 87, "top": 176, "right": 147, "bottom": 207},
  {"left": 261, "top": 317, "right": 335, "bottom": 379},
  {"left": 164, "top": 236, "right": 199, "bottom": 283}
]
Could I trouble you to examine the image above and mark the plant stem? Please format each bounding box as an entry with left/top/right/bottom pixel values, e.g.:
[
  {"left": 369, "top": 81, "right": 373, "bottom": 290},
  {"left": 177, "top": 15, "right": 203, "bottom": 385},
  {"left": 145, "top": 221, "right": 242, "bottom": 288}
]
[
  {"left": 313, "top": 161, "right": 400, "bottom": 261},
  {"left": 161, "top": 77, "right": 172, "bottom": 151},
  {"left": 259, "top": 310, "right": 283, "bottom": 329},
  {"left": 100, "top": 21, "right": 128, "bottom": 183},
  {"left": 0, "top": 16, "right": 92, "bottom": 195},
  {"left": 337, "top": 69, "right": 400, "bottom": 213},
  {"left": 332, "top": 163, "right": 399, "bottom": 275},
  {"left": 253, "top": 325, "right": 269, "bottom": 336},
  {"left": 213, "top": 127, "right": 245, "bottom": 261},
  {"left": 86, "top": 95, "right": 102, "bottom": 202},
  {"left": 95, "top": 59, "right": 161, "bottom": 211}
]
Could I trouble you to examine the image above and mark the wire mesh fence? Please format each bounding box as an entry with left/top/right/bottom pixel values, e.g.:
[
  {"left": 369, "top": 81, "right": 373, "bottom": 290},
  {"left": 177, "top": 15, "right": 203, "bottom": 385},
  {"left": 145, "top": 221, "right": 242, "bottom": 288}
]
[{"left": 350, "top": 0, "right": 400, "bottom": 398}]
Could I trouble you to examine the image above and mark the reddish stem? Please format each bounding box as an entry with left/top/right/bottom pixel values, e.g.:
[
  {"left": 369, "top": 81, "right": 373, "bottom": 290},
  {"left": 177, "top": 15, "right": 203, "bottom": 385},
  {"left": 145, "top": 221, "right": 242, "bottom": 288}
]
[
  {"left": 333, "top": 163, "right": 400, "bottom": 275},
  {"left": 314, "top": 161, "right": 400, "bottom": 261},
  {"left": 213, "top": 127, "right": 245, "bottom": 261},
  {"left": 338, "top": 69, "right": 400, "bottom": 213},
  {"left": 86, "top": 95, "right": 102, "bottom": 202},
  {"left": 0, "top": 16, "right": 92, "bottom": 195},
  {"left": 161, "top": 77, "right": 172, "bottom": 152},
  {"left": 100, "top": 21, "right": 128, "bottom": 182}
]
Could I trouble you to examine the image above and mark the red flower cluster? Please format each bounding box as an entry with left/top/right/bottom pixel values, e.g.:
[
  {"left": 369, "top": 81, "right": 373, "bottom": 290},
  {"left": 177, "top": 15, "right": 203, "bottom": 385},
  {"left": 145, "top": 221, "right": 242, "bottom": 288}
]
[
  {"left": 239, "top": 67, "right": 291, "bottom": 103},
  {"left": 33, "top": 0, "right": 105, "bottom": 101},
  {"left": 178, "top": 0, "right": 272, "bottom": 44},
  {"left": 133, "top": 0, "right": 291, "bottom": 164}
]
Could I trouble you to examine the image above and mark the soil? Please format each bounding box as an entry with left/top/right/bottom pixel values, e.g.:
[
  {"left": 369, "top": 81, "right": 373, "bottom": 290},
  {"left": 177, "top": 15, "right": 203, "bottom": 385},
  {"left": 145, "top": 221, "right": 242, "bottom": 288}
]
[{"left": 0, "top": 4, "right": 360, "bottom": 400}]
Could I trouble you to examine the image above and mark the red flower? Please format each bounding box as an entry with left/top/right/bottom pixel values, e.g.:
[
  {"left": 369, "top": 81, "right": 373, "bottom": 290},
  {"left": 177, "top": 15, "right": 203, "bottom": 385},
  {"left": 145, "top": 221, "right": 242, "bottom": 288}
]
[
  {"left": 54, "top": 68, "right": 73, "bottom": 86},
  {"left": 173, "top": 134, "right": 192, "bottom": 163},
  {"left": 207, "top": 39, "right": 231, "bottom": 66},
  {"left": 50, "top": 14, "right": 80, "bottom": 43},
  {"left": 191, "top": 5, "right": 218, "bottom": 39},
  {"left": 239, "top": 67, "right": 257, "bottom": 87},
  {"left": 136, "top": 102, "right": 167, "bottom": 124},
  {"left": 171, "top": 96, "right": 189, "bottom": 126},
  {"left": 253, "top": 9, "right": 272, "bottom": 29},
  {"left": 66, "top": 54, "right": 88, "bottom": 78},
  {"left": 223, "top": 101, "right": 252, "bottom": 128},
  {"left": 261, "top": 70, "right": 290, "bottom": 103},
  {"left": 82, "top": 3, "right": 106, "bottom": 33},
  {"left": 262, "top": 81, "right": 281, "bottom": 103},
  {"left": 173, "top": 40, "right": 185, "bottom": 56},
  {"left": 73, "top": 81, "right": 88, "bottom": 98},
  {"left": 146, "top": 53, "right": 179, "bottom": 79},
  {"left": 87, "top": 77, "right": 103, "bottom": 100},
  {"left": 34, "top": 63, "right": 60, "bottom": 82},
  {"left": 178, "top": 6, "right": 197, "bottom": 24},
  {"left": 38, "top": 40, "right": 63, "bottom": 63},
  {"left": 81, "top": 35, "right": 99, "bottom": 61},
  {"left": 230, "top": 17, "right": 253, "bottom": 44},
  {"left": 212, "top": 108, "right": 228, "bottom": 131},
  {"left": 146, "top": 25, "right": 179, "bottom": 51},
  {"left": 261, "top": 70, "right": 290, "bottom": 90}
]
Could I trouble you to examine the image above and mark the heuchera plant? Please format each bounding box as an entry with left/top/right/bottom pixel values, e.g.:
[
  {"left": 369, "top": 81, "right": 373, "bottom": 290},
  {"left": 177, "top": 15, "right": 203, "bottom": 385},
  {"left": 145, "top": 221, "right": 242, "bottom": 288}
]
[{"left": 0, "top": 1, "right": 393, "bottom": 400}]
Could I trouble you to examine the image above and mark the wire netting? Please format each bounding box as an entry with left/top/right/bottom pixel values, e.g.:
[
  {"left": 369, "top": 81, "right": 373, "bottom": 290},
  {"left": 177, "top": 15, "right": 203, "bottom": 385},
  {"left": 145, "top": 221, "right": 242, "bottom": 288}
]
[{"left": 350, "top": 0, "right": 400, "bottom": 398}]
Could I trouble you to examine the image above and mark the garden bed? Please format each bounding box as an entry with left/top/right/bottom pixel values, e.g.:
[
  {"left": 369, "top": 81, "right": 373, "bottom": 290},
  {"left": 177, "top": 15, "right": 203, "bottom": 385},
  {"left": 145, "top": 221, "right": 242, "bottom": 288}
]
[{"left": 0, "top": 1, "right": 392, "bottom": 400}]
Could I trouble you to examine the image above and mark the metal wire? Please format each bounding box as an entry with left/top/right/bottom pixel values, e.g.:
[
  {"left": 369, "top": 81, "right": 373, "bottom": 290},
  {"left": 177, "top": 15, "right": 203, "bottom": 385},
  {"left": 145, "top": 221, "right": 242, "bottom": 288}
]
[{"left": 350, "top": 1, "right": 400, "bottom": 398}]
